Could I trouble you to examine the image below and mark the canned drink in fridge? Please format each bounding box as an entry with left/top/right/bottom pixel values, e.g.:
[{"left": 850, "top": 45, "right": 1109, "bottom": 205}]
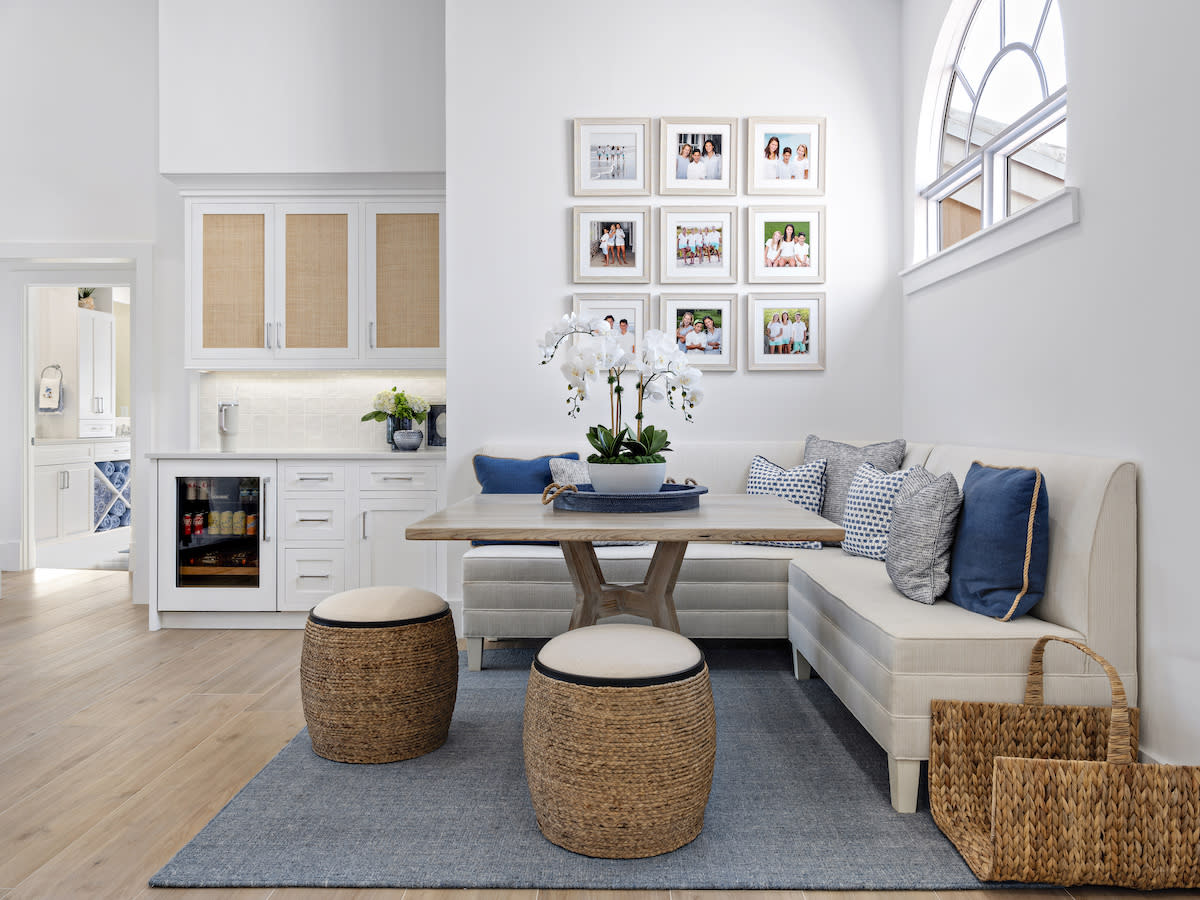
[
  {"left": 208, "top": 510, "right": 218, "bottom": 531},
  {"left": 199, "top": 479, "right": 210, "bottom": 500},
  {"left": 246, "top": 513, "right": 258, "bottom": 535},
  {"left": 220, "top": 510, "right": 234, "bottom": 534},
  {"left": 232, "top": 510, "right": 246, "bottom": 535},
  {"left": 193, "top": 513, "right": 203, "bottom": 535},
  {"left": 185, "top": 480, "right": 196, "bottom": 500},
  {"left": 183, "top": 512, "right": 193, "bottom": 536}
]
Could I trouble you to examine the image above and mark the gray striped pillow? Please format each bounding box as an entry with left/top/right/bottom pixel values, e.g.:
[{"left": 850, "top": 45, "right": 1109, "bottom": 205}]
[{"left": 884, "top": 467, "right": 962, "bottom": 604}]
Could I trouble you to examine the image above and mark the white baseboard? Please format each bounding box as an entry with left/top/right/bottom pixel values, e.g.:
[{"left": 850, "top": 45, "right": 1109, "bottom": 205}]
[{"left": 0, "top": 540, "right": 19, "bottom": 571}]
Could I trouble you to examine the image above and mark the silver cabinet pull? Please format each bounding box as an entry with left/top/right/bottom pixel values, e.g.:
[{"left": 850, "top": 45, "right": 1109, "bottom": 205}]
[
  {"left": 296, "top": 474, "right": 332, "bottom": 481},
  {"left": 276, "top": 321, "right": 283, "bottom": 349},
  {"left": 369, "top": 321, "right": 376, "bottom": 349},
  {"left": 297, "top": 516, "right": 331, "bottom": 523},
  {"left": 65, "top": 470, "right": 70, "bottom": 489},
  {"left": 362, "top": 510, "right": 369, "bottom": 540},
  {"left": 381, "top": 475, "right": 414, "bottom": 481},
  {"left": 262, "top": 476, "right": 271, "bottom": 542},
  {"left": 265, "top": 321, "right": 272, "bottom": 350},
  {"left": 58, "top": 470, "right": 65, "bottom": 490},
  {"left": 297, "top": 573, "right": 331, "bottom": 580}
]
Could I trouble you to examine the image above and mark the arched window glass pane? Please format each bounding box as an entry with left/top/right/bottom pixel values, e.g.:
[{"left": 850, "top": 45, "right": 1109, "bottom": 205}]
[
  {"left": 1007, "top": 119, "right": 1067, "bottom": 214},
  {"left": 957, "top": 0, "right": 1000, "bottom": 91},
  {"left": 1004, "top": 0, "right": 1049, "bottom": 47},
  {"left": 970, "top": 50, "right": 1044, "bottom": 148},
  {"left": 941, "top": 176, "right": 983, "bottom": 250},
  {"left": 1037, "top": 0, "right": 1066, "bottom": 91},
  {"left": 942, "top": 75, "right": 973, "bottom": 172}
]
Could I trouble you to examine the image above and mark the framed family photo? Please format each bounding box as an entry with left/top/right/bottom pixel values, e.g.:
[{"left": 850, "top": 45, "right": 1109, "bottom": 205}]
[
  {"left": 747, "top": 293, "right": 825, "bottom": 371},
  {"left": 746, "top": 116, "right": 826, "bottom": 196},
  {"left": 573, "top": 118, "right": 652, "bottom": 196},
  {"left": 659, "top": 206, "right": 736, "bottom": 284},
  {"left": 659, "top": 117, "right": 736, "bottom": 195},
  {"left": 573, "top": 206, "right": 651, "bottom": 283},
  {"left": 573, "top": 293, "right": 649, "bottom": 356},
  {"left": 748, "top": 206, "right": 826, "bottom": 283},
  {"left": 660, "top": 293, "right": 737, "bottom": 371}
]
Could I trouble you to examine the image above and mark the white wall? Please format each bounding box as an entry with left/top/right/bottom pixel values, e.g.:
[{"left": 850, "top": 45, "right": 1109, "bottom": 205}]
[
  {"left": 445, "top": 1, "right": 905, "bottom": 538},
  {"left": 0, "top": 0, "right": 160, "bottom": 571},
  {"left": 900, "top": 0, "right": 1200, "bottom": 764},
  {"left": 158, "top": 0, "right": 445, "bottom": 173}
]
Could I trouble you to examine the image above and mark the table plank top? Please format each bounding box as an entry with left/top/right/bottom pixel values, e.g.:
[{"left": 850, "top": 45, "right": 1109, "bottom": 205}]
[{"left": 405, "top": 493, "right": 845, "bottom": 543}]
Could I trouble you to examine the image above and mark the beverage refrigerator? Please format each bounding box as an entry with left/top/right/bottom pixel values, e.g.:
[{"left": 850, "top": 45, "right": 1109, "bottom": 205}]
[{"left": 156, "top": 460, "right": 277, "bottom": 611}]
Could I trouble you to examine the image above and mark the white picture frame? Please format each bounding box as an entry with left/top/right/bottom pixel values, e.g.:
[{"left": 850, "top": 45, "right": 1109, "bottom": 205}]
[
  {"left": 573, "top": 293, "right": 650, "bottom": 357},
  {"left": 660, "top": 293, "right": 737, "bottom": 371},
  {"left": 746, "top": 116, "right": 826, "bottom": 196},
  {"left": 747, "top": 293, "right": 825, "bottom": 371},
  {"left": 659, "top": 206, "right": 736, "bottom": 284},
  {"left": 573, "top": 206, "right": 651, "bottom": 283},
  {"left": 659, "top": 117, "right": 737, "bottom": 195},
  {"left": 748, "top": 206, "right": 826, "bottom": 284},
  {"left": 573, "top": 118, "right": 652, "bottom": 196}
]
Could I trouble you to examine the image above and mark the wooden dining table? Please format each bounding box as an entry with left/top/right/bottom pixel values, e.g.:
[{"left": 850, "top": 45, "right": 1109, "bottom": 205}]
[{"left": 406, "top": 493, "right": 844, "bottom": 633}]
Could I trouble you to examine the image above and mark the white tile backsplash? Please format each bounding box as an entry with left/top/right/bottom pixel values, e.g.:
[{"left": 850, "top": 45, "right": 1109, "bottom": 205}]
[{"left": 195, "top": 371, "right": 446, "bottom": 452}]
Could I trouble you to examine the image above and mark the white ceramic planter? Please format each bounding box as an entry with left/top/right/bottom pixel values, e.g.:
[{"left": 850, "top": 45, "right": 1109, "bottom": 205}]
[{"left": 588, "top": 461, "right": 666, "bottom": 494}]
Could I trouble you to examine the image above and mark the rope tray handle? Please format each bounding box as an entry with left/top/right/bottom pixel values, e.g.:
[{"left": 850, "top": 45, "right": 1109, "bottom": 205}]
[
  {"left": 1023, "top": 635, "right": 1133, "bottom": 765},
  {"left": 541, "top": 482, "right": 578, "bottom": 504}
]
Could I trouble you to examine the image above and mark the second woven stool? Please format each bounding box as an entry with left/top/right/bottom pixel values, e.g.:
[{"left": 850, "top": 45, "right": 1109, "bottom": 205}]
[
  {"left": 523, "top": 623, "right": 716, "bottom": 858},
  {"left": 300, "top": 586, "right": 458, "bottom": 763}
]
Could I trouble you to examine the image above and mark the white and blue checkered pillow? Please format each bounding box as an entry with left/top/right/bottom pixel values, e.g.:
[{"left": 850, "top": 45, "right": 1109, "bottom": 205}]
[
  {"left": 841, "top": 462, "right": 914, "bottom": 560},
  {"left": 740, "top": 455, "right": 827, "bottom": 549}
]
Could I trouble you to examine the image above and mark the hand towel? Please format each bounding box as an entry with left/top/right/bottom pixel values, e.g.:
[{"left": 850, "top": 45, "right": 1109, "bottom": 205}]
[{"left": 38, "top": 377, "right": 61, "bottom": 412}]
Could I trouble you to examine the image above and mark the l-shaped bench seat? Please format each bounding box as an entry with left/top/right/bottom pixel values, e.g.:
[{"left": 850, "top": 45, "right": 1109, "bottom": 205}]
[{"left": 462, "top": 440, "right": 1138, "bottom": 812}]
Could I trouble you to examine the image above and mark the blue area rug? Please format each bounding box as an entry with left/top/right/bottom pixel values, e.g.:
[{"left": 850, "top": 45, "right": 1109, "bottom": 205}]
[{"left": 152, "top": 641, "right": 993, "bottom": 890}]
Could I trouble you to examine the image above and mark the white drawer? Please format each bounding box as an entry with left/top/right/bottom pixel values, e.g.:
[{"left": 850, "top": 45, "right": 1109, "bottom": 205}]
[
  {"left": 282, "top": 498, "right": 346, "bottom": 541},
  {"left": 358, "top": 463, "right": 438, "bottom": 492},
  {"left": 79, "top": 419, "right": 115, "bottom": 438},
  {"left": 280, "top": 548, "right": 346, "bottom": 611},
  {"left": 36, "top": 443, "right": 95, "bottom": 466},
  {"left": 281, "top": 463, "right": 346, "bottom": 492},
  {"left": 95, "top": 441, "right": 132, "bottom": 461}
]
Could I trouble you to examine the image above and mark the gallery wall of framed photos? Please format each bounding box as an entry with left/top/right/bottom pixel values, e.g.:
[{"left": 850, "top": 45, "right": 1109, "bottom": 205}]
[{"left": 571, "top": 116, "right": 829, "bottom": 373}]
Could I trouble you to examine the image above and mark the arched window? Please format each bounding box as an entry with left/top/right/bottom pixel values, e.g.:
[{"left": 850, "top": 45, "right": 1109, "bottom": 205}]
[{"left": 922, "top": 0, "right": 1067, "bottom": 254}]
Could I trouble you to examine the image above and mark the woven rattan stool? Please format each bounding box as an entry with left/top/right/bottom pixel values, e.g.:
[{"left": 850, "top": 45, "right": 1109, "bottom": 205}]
[
  {"left": 300, "top": 586, "right": 458, "bottom": 764},
  {"left": 523, "top": 623, "right": 716, "bottom": 858}
]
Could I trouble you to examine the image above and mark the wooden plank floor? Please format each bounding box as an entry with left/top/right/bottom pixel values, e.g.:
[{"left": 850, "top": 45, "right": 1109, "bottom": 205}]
[{"left": 0, "top": 569, "right": 1187, "bottom": 900}]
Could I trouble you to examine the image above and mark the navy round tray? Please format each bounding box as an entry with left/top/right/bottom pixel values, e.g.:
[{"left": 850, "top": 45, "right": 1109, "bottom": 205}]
[{"left": 551, "top": 482, "right": 708, "bottom": 513}]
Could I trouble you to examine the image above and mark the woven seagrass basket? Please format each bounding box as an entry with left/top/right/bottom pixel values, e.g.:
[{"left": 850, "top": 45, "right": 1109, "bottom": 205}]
[
  {"left": 930, "top": 635, "right": 1199, "bottom": 890},
  {"left": 300, "top": 608, "right": 458, "bottom": 764},
  {"left": 523, "top": 660, "right": 716, "bottom": 859}
]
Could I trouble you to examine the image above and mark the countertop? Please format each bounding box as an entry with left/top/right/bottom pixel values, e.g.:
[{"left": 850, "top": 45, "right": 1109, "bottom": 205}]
[{"left": 146, "top": 448, "right": 446, "bottom": 461}]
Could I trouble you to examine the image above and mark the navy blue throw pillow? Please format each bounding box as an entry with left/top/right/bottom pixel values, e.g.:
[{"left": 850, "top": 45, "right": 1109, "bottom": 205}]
[
  {"left": 471, "top": 452, "right": 580, "bottom": 546},
  {"left": 948, "top": 462, "right": 1049, "bottom": 621}
]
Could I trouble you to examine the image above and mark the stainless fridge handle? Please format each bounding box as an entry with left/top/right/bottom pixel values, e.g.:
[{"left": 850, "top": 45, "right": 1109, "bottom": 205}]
[{"left": 262, "top": 476, "right": 272, "bottom": 542}]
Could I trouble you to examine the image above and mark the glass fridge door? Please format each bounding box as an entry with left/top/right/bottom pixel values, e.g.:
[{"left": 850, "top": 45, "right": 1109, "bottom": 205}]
[{"left": 174, "top": 475, "right": 262, "bottom": 588}]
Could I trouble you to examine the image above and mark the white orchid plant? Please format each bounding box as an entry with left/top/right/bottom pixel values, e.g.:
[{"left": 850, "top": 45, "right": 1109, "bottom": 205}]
[{"left": 538, "top": 313, "right": 703, "bottom": 464}]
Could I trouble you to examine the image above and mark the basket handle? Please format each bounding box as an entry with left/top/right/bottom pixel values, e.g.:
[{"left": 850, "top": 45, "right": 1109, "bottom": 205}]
[{"left": 1023, "top": 635, "right": 1133, "bottom": 765}]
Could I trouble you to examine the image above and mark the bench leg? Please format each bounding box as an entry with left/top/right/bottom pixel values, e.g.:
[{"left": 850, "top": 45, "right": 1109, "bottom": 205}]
[
  {"left": 792, "top": 646, "right": 812, "bottom": 680},
  {"left": 467, "top": 637, "right": 484, "bottom": 672},
  {"left": 888, "top": 755, "right": 920, "bottom": 813}
]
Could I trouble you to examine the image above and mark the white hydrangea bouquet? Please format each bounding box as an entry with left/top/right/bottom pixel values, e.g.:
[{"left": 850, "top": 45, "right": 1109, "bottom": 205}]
[
  {"left": 538, "top": 313, "right": 702, "bottom": 465},
  {"left": 361, "top": 387, "right": 431, "bottom": 425}
]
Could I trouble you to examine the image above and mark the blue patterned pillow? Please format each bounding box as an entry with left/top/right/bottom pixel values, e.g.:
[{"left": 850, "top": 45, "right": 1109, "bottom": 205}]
[
  {"left": 841, "top": 463, "right": 913, "bottom": 560},
  {"left": 739, "top": 455, "right": 827, "bottom": 549}
]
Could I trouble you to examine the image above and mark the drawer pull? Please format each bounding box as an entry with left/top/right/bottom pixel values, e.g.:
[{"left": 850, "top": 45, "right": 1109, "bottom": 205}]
[
  {"left": 380, "top": 475, "right": 415, "bottom": 481},
  {"left": 297, "top": 516, "right": 332, "bottom": 523},
  {"left": 296, "top": 474, "right": 333, "bottom": 482},
  {"left": 297, "top": 573, "right": 331, "bottom": 580}
]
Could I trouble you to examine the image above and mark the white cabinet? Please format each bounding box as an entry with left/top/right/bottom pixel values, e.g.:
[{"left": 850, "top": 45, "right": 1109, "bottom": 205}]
[
  {"left": 184, "top": 196, "right": 443, "bottom": 369},
  {"left": 35, "top": 462, "right": 94, "bottom": 542},
  {"left": 358, "top": 495, "right": 440, "bottom": 594},
  {"left": 78, "top": 308, "right": 116, "bottom": 438},
  {"left": 152, "top": 455, "right": 446, "bottom": 622}
]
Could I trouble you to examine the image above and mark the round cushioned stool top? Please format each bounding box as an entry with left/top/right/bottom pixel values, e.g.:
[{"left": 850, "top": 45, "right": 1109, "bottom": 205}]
[
  {"left": 537, "top": 623, "right": 702, "bottom": 683},
  {"left": 311, "top": 585, "right": 447, "bottom": 625}
]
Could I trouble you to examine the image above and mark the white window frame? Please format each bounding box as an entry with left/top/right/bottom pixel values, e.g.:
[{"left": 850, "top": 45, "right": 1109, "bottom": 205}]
[{"left": 903, "top": 0, "right": 1077, "bottom": 294}]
